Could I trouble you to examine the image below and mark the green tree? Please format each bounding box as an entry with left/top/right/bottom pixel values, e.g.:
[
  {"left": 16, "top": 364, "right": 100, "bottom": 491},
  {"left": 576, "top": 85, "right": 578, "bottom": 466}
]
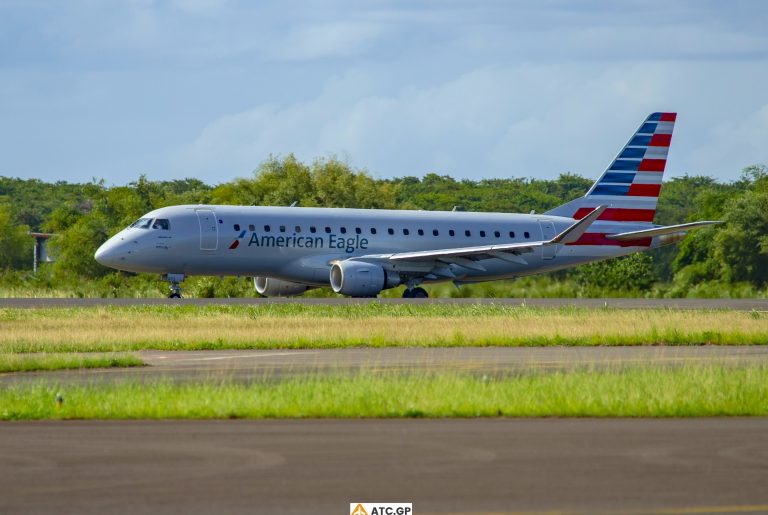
[
  {"left": 48, "top": 214, "right": 113, "bottom": 279},
  {"left": 672, "top": 164, "right": 768, "bottom": 291},
  {"left": 0, "top": 203, "right": 33, "bottom": 269},
  {"left": 573, "top": 253, "right": 655, "bottom": 293}
]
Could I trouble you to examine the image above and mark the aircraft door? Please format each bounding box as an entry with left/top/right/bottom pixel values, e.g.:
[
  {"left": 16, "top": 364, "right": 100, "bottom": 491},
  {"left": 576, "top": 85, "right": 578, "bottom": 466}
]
[
  {"left": 538, "top": 220, "right": 556, "bottom": 260},
  {"left": 196, "top": 209, "right": 218, "bottom": 250}
]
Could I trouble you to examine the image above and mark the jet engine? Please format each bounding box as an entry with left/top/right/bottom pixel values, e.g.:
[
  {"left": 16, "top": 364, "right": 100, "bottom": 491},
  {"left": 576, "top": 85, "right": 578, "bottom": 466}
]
[
  {"left": 329, "top": 261, "right": 400, "bottom": 297},
  {"left": 254, "top": 277, "right": 309, "bottom": 297}
]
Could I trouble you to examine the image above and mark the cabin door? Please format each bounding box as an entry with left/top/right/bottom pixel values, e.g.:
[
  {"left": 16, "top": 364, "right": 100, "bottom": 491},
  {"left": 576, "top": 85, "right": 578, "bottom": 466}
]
[{"left": 196, "top": 209, "right": 219, "bottom": 251}]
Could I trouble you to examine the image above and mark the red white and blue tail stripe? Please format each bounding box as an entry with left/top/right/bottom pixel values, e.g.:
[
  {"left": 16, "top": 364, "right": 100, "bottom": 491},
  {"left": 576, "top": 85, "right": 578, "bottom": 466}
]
[{"left": 546, "top": 112, "right": 676, "bottom": 224}]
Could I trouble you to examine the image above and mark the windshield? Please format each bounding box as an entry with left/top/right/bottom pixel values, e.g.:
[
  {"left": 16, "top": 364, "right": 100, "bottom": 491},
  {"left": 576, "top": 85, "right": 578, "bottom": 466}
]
[
  {"left": 152, "top": 219, "right": 170, "bottom": 230},
  {"left": 129, "top": 218, "right": 152, "bottom": 229}
]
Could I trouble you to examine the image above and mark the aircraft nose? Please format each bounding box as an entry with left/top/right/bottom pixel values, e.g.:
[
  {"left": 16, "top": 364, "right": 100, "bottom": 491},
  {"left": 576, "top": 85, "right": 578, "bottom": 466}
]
[{"left": 94, "top": 239, "right": 121, "bottom": 268}]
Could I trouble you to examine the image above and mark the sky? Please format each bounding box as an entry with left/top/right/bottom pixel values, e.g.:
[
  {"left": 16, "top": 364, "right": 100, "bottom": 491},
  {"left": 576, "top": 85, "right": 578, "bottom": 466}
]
[{"left": 1, "top": 0, "right": 767, "bottom": 186}]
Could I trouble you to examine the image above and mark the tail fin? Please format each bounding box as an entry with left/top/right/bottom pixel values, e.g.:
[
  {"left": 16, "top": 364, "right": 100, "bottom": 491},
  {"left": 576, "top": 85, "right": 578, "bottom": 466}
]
[{"left": 545, "top": 112, "right": 676, "bottom": 223}]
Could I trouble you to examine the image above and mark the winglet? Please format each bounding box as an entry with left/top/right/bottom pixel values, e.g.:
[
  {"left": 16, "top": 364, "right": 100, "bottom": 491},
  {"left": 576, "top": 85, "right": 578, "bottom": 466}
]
[{"left": 550, "top": 205, "right": 608, "bottom": 245}]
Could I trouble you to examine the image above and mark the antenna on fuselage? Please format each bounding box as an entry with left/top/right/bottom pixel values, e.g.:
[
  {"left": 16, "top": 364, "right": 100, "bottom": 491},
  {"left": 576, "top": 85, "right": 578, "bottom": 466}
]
[{"left": 289, "top": 201, "right": 299, "bottom": 207}]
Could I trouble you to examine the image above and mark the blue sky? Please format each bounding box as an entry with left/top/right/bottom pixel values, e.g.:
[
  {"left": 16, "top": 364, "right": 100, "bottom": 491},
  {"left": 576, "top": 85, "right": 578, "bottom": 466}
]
[{"left": 1, "top": 0, "right": 767, "bottom": 185}]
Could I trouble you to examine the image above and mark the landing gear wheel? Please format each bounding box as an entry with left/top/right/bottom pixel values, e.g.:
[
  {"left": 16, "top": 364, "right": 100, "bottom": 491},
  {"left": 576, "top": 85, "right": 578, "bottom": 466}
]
[
  {"left": 164, "top": 273, "right": 185, "bottom": 299},
  {"left": 169, "top": 284, "right": 182, "bottom": 299},
  {"left": 402, "top": 287, "right": 428, "bottom": 299}
]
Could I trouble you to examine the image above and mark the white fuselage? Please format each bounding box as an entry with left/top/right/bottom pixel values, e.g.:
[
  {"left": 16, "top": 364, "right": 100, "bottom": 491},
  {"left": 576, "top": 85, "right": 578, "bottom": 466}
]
[{"left": 95, "top": 204, "right": 652, "bottom": 286}]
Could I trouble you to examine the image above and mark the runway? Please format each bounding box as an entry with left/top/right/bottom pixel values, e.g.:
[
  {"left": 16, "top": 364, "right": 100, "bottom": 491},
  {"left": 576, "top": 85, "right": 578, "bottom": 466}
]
[
  {"left": 3, "top": 346, "right": 768, "bottom": 385},
  {"left": 1, "top": 418, "right": 767, "bottom": 515},
  {"left": 1, "top": 297, "right": 767, "bottom": 310}
]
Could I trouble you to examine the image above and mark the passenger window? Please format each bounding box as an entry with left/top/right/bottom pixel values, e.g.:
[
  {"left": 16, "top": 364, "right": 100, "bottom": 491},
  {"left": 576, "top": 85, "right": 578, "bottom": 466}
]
[
  {"left": 449, "top": 229, "right": 455, "bottom": 237},
  {"left": 465, "top": 230, "right": 471, "bottom": 237},
  {"left": 355, "top": 227, "right": 361, "bottom": 234},
  {"left": 480, "top": 230, "right": 486, "bottom": 237},
  {"left": 403, "top": 229, "right": 410, "bottom": 236},
  {"left": 248, "top": 224, "right": 255, "bottom": 231},
  {"left": 325, "top": 227, "right": 331, "bottom": 234},
  {"left": 152, "top": 219, "right": 170, "bottom": 230},
  {"left": 388, "top": 228, "right": 394, "bottom": 235},
  {"left": 233, "top": 224, "right": 240, "bottom": 231},
  {"left": 524, "top": 231, "right": 530, "bottom": 239},
  {"left": 340, "top": 227, "right": 347, "bottom": 234},
  {"left": 494, "top": 231, "right": 500, "bottom": 238},
  {"left": 417, "top": 229, "right": 424, "bottom": 236},
  {"left": 264, "top": 225, "right": 271, "bottom": 232},
  {"left": 279, "top": 225, "right": 286, "bottom": 233},
  {"left": 509, "top": 231, "right": 515, "bottom": 238},
  {"left": 371, "top": 228, "right": 377, "bottom": 235},
  {"left": 295, "top": 225, "right": 301, "bottom": 233},
  {"left": 432, "top": 229, "right": 439, "bottom": 236},
  {"left": 310, "top": 226, "right": 316, "bottom": 233}
]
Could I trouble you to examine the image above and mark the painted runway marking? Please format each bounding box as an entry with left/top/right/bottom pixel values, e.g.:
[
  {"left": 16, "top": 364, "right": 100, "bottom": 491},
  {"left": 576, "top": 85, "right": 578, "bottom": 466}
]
[
  {"left": 434, "top": 504, "right": 768, "bottom": 514},
  {"left": 164, "top": 351, "right": 317, "bottom": 362}
]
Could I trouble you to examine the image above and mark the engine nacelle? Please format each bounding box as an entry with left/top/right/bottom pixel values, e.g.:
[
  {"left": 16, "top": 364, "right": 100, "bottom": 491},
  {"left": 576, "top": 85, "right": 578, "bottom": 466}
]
[
  {"left": 329, "top": 261, "right": 400, "bottom": 297},
  {"left": 254, "top": 277, "right": 309, "bottom": 297}
]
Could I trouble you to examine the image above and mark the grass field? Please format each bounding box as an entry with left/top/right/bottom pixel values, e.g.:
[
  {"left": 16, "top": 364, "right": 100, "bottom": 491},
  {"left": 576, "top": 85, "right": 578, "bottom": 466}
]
[
  {"left": 0, "top": 305, "right": 766, "bottom": 353},
  {"left": 2, "top": 364, "right": 766, "bottom": 420},
  {"left": 0, "top": 353, "right": 143, "bottom": 373}
]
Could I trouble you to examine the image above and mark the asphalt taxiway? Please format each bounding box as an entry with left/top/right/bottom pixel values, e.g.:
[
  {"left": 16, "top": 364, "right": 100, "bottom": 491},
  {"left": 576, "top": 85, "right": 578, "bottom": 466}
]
[
  {"left": 3, "top": 346, "right": 768, "bottom": 385},
  {"left": 1, "top": 297, "right": 767, "bottom": 310},
  {"left": 1, "top": 418, "right": 767, "bottom": 515}
]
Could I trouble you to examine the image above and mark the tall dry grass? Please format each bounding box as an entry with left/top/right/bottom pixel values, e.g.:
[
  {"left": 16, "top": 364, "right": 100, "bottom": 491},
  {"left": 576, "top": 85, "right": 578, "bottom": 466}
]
[{"left": 1, "top": 306, "right": 765, "bottom": 352}]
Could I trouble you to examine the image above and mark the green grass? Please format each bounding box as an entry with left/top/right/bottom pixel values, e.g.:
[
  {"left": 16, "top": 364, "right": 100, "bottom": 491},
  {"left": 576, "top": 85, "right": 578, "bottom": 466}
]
[
  {"left": 2, "top": 365, "right": 766, "bottom": 420},
  {"left": 0, "top": 353, "right": 143, "bottom": 373},
  {"left": 1, "top": 302, "right": 765, "bottom": 320}
]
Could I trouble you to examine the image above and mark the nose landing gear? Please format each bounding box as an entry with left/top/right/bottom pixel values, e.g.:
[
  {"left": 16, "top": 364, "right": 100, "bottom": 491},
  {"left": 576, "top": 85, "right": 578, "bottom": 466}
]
[{"left": 164, "top": 273, "right": 186, "bottom": 299}]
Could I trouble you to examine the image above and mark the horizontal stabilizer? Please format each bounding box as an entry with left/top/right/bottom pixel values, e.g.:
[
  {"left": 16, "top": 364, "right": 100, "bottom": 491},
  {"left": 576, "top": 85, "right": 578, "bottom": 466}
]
[{"left": 606, "top": 221, "right": 720, "bottom": 242}]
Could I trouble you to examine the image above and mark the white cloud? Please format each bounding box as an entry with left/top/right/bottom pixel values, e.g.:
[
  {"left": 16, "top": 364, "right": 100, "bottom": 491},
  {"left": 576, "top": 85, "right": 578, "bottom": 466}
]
[
  {"left": 172, "top": 58, "right": 768, "bottom": 184},
  {"left": 2, "top": 0, "right": 768, "bottom": 184},
  {"left": 271, "top": 22, "right": 385, "bottom": 61},
  {"left": 689, "top": 104, "right": 768, "bottom": 175}
]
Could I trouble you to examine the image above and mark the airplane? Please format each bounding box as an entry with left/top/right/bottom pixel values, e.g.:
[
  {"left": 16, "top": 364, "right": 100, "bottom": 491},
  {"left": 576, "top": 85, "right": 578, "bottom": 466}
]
[{"left": 95, "top": 112, "right": 718, "bottom": 298}]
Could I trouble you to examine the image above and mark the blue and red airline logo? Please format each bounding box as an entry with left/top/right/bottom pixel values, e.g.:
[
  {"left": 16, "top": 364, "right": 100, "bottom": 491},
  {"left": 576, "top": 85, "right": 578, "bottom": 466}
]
[{"left": 228, "top": 230, "right": 247, "bottom": 250}]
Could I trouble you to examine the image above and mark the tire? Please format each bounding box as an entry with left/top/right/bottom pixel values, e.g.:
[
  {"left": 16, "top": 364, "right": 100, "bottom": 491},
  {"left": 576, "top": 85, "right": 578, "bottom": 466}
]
[
  {"left": 401, "top": 289, "right": 412, "bottom": 298},
  {"left": 410, "top": 287, "right": 428, "bottom": 298},
  {"left": 169, "top": 292, "right": 182, "bottom": 299}
]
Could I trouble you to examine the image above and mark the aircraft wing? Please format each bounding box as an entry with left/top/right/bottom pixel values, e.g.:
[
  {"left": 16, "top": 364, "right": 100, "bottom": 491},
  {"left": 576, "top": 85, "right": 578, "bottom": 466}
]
[
  {"left": 352, "top": 206, "right": 607, "bottom": 271},
  {"left": 606, "top": 221, "right": 720, "bottom": 242}
]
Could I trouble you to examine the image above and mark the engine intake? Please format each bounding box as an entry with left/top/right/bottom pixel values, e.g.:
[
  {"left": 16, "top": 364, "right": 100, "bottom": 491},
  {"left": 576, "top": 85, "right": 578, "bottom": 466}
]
[
  {"left": 254, "top": 277, "right": 309, "bottom": 297},
  {"left": 329, "top": 261, "right": 400, "bottom": 297}
]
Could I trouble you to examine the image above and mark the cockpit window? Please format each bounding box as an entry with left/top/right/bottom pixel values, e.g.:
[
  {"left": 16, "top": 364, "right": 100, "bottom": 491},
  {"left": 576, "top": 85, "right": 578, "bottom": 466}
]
[
  {"left": 130, "top": 218, "right": 153, "bottom": 229},
  {"left": 152, "top": 219, "right": 170, "bottom": 230}
]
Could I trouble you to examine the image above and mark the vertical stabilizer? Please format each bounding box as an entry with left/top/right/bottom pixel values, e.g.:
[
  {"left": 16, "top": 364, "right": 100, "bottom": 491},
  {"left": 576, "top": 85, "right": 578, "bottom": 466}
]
[{"left": 545, "top": 112, "right": 676, "bottom": 224}]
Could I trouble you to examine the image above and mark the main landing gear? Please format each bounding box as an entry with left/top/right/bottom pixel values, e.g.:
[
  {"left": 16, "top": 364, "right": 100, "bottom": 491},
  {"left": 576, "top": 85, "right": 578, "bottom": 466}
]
[
  {"left": 164, "top": 273, "right": 186, "bottom": 299},
  {"left": 402, "top": 286, "right": 428, "bottom": 299}
]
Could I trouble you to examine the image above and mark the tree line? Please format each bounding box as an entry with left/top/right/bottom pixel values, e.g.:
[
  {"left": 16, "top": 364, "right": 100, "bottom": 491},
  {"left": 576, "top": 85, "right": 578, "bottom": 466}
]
[{"left": 0, "top": 155, "right": 766, "bottom": 297}]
